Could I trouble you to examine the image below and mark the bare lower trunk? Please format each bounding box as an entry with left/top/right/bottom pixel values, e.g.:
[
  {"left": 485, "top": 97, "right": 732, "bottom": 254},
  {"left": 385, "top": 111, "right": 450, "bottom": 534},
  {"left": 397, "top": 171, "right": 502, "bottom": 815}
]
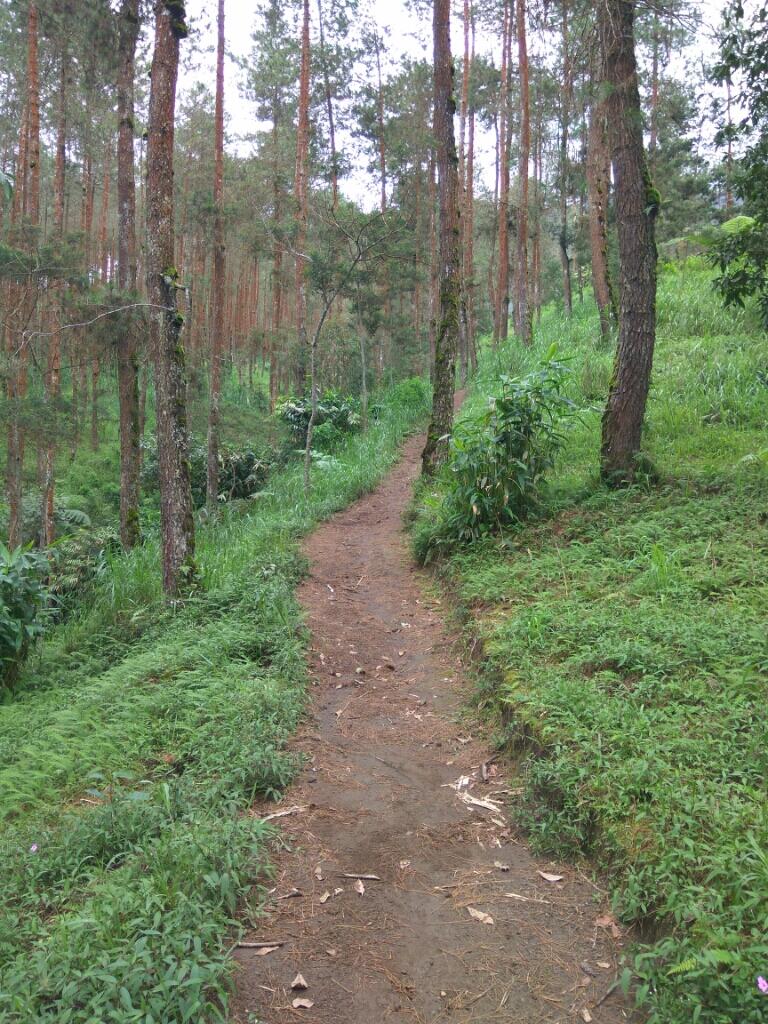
[
  {"left": 206, "top": 0, "right": 226, "bottom": 512},
  {"left": 514, "top": 0, "right": 531, "bottom": 344},
  {"left": 147, "top": 1, "right": 196, "bottom": 596},
  {"left": 422, "top": 0, "right": 460, "bottom": 477},
  {"left": 598, "top": 0, "right": 658, "bottom": 484},
  {"left": 587, "top": 74, "right": 616, "bottom": 340},
  {"left": 116, "top": 0, "right": 141, "bottom": 548}
]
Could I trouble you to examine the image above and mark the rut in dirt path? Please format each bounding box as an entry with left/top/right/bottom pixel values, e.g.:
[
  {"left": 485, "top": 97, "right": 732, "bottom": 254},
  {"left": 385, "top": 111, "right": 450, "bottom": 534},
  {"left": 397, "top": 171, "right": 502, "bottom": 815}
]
[{"left": 231, "top": 430, "right": 637, "bottom": 1024}]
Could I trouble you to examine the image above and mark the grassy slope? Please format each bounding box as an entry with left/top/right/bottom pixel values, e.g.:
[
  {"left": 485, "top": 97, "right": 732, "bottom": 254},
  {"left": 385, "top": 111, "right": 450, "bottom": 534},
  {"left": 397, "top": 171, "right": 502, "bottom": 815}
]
[
  {"left": 0, "top": 378, "right": 430, "bottom": 1023},
  {"left": 430, "top": 264, "right": 768, "bottom": 1023}
]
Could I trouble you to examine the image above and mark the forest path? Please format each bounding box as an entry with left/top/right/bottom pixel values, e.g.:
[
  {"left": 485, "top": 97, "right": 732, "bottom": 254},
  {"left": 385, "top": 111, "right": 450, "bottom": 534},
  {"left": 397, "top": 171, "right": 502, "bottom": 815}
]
[{"left": 231, "top": 426, "right": 636, "bottom": 1024}]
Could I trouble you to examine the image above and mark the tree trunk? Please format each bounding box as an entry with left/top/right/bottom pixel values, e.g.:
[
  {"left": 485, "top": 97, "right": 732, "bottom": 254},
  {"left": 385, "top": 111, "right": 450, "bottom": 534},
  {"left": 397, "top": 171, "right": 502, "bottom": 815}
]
[
  {"left": 559, "top": 0, "right": 573, "bottom": 315},
  {"left": 316, "top": 0, "right": 339, "bottom": 208},
  {"left": 464, "top": 9, "right": 477, "bottom": 372},
  {"left": 116, "top": 0, "right": 142, "bottom": 549},
  {"left": 6, "top": 2, "right": 39, "bottom": 548},
  {"left": 586, "top": 63, "right": 616, "bottom": 341},
  {"left": 40, "top": 47, "right": 68, "bottom": 548},
  {"left": 422, "top": 0, "right": 460, "bottom": 477},
  {"left": 206, "top": 0, "right": 226, "bottom": 512},
  {"left": 514, "top": 0, "right": 531, "bottom": 344},
  {"left": 598, "top": 0, "right": 658, "bottom": 484},
  {"left": 147, "top": 0, "right": 196, "bottom": 596},
  {"left": 293, "top": 0, "right": 311, "bottom": 395},
  {"left": 494, "top": 0, "right": 511, "bottom": 345}
]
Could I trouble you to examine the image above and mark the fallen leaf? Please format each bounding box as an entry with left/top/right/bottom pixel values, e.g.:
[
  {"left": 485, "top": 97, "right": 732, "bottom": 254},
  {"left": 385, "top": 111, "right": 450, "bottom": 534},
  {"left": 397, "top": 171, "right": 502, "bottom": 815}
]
[
  {"left": 319, "top": 891, "right": 331, "bottom": 904},
  {"left": 326, "top": 948, "right": 337, "bottom": 957},
  {"left": 467, "top": 906, "right": 494, "bottom": 926},
  {"left": 354, "top": 879, "right": 365, "bottom": 896},
  {"left": 494, "top": 861, "right": 511, "bottom": 872},
  {"left": 597, "top": 961, "right": 611, "bottom": 970},
  {"left": 596, "top": 912, "right": 622, "bottom": 939},
  {"left": 314, "top": 865, "right": 324, "bottom": 881},
  {"left": 399, "top": 859, "right": 411, "bottom": 870},
  {"left": 398, "top": 650, "right": 405, "bottom": 657},
  {"left": 581, "top": 1010, "right": 593, "bottom": 1023},
  {"left": 333, "top": 887, "right": 344, "bottom": 896},
  {"left": 537, "top": 870, "right": 564, "bottom": 883},
  {"left": 250, "top": 945, "right": 278, "bottom": 956},
  {"left": 292, "top": 998, "right": 314, "bottom": 1010},
  {"left": 291, "top": 973, "right": 308, "bottom": 990}
]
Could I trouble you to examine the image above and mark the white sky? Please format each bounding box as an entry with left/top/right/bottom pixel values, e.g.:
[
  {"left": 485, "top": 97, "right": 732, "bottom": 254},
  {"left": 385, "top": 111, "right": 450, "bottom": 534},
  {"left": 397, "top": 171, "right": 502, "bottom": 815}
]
[{"left": 179, "top": 0, "right": 730, "bottom": 207}]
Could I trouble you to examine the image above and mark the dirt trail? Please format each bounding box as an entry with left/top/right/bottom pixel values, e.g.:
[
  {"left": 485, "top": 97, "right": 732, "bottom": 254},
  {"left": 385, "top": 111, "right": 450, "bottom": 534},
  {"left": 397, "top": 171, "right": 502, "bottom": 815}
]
[{"left": 231, "top": 430, "right": 636, "bottom": 1024}]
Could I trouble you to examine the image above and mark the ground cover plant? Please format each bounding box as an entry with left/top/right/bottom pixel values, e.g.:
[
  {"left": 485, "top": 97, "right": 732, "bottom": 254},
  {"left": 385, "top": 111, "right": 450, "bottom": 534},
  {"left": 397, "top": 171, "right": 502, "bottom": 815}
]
[
  {"left": 0, "top": 379, "right": 430, "bottom": 1023},
  {"left": 418, "top": 263, "right": 768, "bottom": 1023}
]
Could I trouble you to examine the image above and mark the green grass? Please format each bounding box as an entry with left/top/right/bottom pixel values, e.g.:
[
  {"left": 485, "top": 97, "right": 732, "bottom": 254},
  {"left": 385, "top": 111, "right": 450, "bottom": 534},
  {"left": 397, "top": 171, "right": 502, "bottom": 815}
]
[
  {"left": 422, "top": 263, "right": 768, "bottom": 1023},
  {"left": 0, "top": 377, "right": 431, "bottom": 1023}
]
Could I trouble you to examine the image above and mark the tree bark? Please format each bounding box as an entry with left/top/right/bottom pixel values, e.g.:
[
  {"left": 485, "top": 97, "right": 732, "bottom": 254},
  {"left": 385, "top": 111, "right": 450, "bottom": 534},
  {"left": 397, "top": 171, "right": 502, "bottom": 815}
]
[
  {"left": 116, "top": 0, "right": 142, "bottom": 549},
  {"left": 147, "top": 0, "right": 196, "bottom": 596},
  {"left": 598, "top": 0, "right": 658, "bottom": 484},
  {"left": 422, "top": 0, "right": 459, "bottom": 477},
  {"left": 40, "top": 47, "right": 68, "bottom": 548},
  {"left": 206, "top": 0, "right": 226, "bottom": 512},
  {"left": 558, "top": 0, "right": 573, "bottom": 315},
  {"left": 293, "top": 0, "right": 311, "bottom": 394},
  {"left": 586, "top": 59, "right": 616, "bottom": 340},
  {"left": 494, "top": 0, "right": 511, "bottom": 345},
  {"left": 514, "top": 0, "right": 531, "bottom": 344}
]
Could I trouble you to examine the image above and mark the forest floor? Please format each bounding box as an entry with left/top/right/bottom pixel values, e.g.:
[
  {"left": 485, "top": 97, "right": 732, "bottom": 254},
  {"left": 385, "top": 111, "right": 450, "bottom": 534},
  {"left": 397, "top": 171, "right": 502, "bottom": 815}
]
[{"left": 231, "top": 425, "right": 637, "bottom": 1024}]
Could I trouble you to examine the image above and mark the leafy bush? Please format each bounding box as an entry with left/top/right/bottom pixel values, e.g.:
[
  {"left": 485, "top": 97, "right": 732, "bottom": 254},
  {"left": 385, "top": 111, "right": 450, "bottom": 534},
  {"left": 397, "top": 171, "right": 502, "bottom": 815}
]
[
  {"left": 414, "top": 358, "right": 576, "bottom": 561},
  {"left": 277, "top": 390, "right": 361, "bottom": 446},
  {"left": 141, "top": 434, "right": 278, "bottom": 507},
  {"left": 0, "top": 545, "right": 49, "bottom": 693}
]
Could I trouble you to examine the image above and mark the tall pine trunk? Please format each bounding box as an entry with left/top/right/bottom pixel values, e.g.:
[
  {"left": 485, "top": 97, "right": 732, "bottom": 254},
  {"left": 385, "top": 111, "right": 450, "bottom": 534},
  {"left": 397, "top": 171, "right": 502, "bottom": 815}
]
[
  {"left": 494, "top": 0, "right": 511, "bottom": 345},
  {"left": 422, "top": 0, "right": 460, "bottom": 477},
  {"left": 586, "top": 56, "right": 616, "bottom": 341},
  {"left": 293, "top": 0, "right": 311, "bottom": 394},
  {"left": 146, "top": 0, "right": 196, "bottom": 596},
  {"left": 116, "top": 0, "right": 142, "bottom": 549},
  {"left": 206, "top": 0, "right": 226, "bottom": 512},
  {"left": 598, "top": 0, "right": 658, "bottom": 484},
  {"left": 558, "top": 0, "right": 573, "bottom": 315},
  {"left": 514, "top": 0, "right": 531, "bottom": 344}
]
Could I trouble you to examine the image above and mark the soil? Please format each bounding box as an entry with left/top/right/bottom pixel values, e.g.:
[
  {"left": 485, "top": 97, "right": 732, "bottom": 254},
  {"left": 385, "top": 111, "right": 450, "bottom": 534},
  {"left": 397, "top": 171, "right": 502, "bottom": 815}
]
[{"left": 230, "top": 427, "right": 638, "bottom": 1024}]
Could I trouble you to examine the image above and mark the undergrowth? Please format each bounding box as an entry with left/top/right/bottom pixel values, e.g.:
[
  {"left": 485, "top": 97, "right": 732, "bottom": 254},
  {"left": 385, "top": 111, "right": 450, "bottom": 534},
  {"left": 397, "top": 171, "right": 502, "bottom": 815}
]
[
  {"left": 426, "top": 264, "right": 768, "bottom": 1023},
  {"left": 0, "top": 377, "right": 430, "bottom": 1023}
]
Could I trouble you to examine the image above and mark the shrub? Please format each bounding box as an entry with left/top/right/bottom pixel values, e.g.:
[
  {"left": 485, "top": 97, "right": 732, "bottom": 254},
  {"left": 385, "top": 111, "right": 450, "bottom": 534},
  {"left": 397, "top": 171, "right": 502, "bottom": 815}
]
[
  {"left": 276, "top": 391, "right": 361, "bottom": 445},
  {"left": 0, "top": 545, "right": 49, "bottom": 692},
  {"left": 141, "top": 434, "right": 278, "bottom": 507},
  {"left": 47, "top": 527, "right": 120, "bottom": 613},
  {"left": 414, "top": 357, "right": 576, "bottom": 561}
]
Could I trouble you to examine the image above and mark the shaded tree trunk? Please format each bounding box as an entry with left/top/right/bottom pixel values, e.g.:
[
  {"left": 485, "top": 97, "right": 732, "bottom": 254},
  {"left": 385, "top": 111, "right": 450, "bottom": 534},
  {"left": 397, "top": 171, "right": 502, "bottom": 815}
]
[
  {"left": 116, "top": 0, "right": 142, "bottom": 549},
  {"left": 494, "top": 0, "right": 511, "bottom": 345},
  {"left": 598, "top": 0, "right": 658, "bottom": 484},
  {"left": 206, "top": 0, "right": 226, "bottom": 512},
  {"left": 587, "top": 63, "right": 616, "bottom": 341},
  {"left": 422, "top": 0, "right": 459, "bottom": 477},
  {"left": 559, "top": 0, "right": 573, "bottom": 315},
  {"left": 146, "top": 0, "right": 196, "bottom": 596},
  {"left": 40, "top": 47, "right": 68, "bottom": 548},
  {"left": 514, "top": 0, "right": 531, "bottom": 344},
  {"left": 293, "top": 0, "right": 311, "bottom": 394}
]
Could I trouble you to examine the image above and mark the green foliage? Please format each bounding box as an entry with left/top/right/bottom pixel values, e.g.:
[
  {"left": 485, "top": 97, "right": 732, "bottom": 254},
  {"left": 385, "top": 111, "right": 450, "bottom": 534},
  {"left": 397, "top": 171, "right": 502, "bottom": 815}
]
[
  {"left": 0, "top": 380, "right": 430, "bottom": 1022},
  {"left": 0, "top": 545, "right": 49, "bottom": 694},
  {"left": 708, "top": 219, "right": 768, "bottom": 327},
  {"left": 413, "top": 357, "right": 577, "bottom": 561},
  {"left": 141, "top": 434, "right": 279, "bottom": 508},
  {"left": 276, "top": 391, "right": 362, "bottom": 446},
  {"left": 429, "top": 266, "right": 768, "bottom": 1024}
]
